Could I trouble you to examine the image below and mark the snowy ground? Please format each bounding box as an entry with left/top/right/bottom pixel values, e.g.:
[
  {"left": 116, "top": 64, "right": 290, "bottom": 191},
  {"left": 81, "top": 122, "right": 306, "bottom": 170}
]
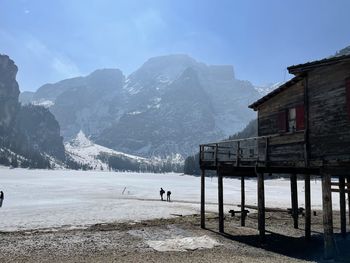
[{"left": 0, "top": 167, "right": 338, "bottom": 232}]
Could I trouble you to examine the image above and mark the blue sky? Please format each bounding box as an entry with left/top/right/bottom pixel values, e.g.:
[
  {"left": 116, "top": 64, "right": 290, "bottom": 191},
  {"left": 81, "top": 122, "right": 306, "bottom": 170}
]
[{"left": 1, "top": 0, "right": 350, "bottom": 91}]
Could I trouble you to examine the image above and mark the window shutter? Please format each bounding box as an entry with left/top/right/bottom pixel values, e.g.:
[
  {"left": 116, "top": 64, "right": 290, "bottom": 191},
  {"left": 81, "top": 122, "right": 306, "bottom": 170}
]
[
  {"left": 346, "top": 78, "right": 350, "bottom": 119},
  {"left": 296, "top": 104, "right": 305, "bottom": 131},
  {"left": 277, "top": 110, "right": 287, "bottom": 132}
]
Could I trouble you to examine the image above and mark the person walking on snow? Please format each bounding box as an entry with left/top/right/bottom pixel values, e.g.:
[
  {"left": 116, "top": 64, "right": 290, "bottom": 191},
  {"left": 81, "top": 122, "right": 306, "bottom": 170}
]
[
  {"left": 167, "top": 190, "right": 171, "bottom": 202},
  {"left": 0, "top": 191, "right": 4, "bottom": 208},
  {"left": 160, "top": 188, "right": 165, "bottom": 201}
]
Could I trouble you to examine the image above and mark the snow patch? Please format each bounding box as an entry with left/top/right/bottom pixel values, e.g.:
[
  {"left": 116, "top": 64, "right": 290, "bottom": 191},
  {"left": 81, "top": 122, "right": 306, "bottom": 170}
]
[
  {"left": 156, "top": 74, "right": 171, "bottom": 84},
  {"left": 128, "top": 111, "right": 142, "bottom": 115},
  {"left": 128, "top": 225, "right": 220, "bottom": 252},
  {"left": 255, "top": 81, "right": 285, "bottom": 96},
  {"left": 123, "top": 79, "right": 143, "bottom": 95},
  {"left": 32, "top": 100, "right": 55, "bottom": 108},
  {"left": 146, "top": 235, "right": 220, "bottom": 252}
]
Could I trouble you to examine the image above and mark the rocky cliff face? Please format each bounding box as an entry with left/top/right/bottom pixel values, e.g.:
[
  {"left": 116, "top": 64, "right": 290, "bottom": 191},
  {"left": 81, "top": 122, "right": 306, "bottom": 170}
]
[
  {"left": 21, "top": 54, "right": 260, "bottom": 157},
  {"left": 0, "top": 54, "right": 65, "bottom": 166},
  {"left": 14, "top": 105, "right": 65, "bottom": 160},
  {"left": 0, "top": 55, "right": 20, "bottom": 132}
]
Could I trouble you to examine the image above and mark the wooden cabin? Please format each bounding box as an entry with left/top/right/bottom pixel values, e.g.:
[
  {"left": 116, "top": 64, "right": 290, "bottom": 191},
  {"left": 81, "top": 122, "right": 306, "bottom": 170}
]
[
  {"left": 250, "top": 54, "right": 350, "bottom": 169},
  {"left": 199, "top": 54, "right": 350, "bottom": 259}
]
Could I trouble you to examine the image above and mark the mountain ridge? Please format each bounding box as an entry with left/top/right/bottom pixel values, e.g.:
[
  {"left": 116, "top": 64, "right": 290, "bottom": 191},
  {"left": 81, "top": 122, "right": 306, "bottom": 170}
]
[{"left": 20, "top": 54, "right": 260, "bottom": 158}]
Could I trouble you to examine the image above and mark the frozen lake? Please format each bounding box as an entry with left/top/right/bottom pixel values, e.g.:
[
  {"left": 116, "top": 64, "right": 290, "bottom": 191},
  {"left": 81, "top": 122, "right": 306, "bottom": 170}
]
[{"left": 0, "top": 167, "right": 335, "bottom": 231}]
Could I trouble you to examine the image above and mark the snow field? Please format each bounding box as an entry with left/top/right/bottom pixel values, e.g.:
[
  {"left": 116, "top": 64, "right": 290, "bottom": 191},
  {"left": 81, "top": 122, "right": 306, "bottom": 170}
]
[{"left": 0, "top": 167, "right": 337, "bottom": 232}]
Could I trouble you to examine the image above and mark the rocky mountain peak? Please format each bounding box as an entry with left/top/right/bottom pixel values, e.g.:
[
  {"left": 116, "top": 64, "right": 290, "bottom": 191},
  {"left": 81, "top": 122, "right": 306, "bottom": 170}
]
[
  {"left": 0, "top": 54, "right": 20, "bottom": 130},
  {"left": 20, "top": 54, "right": 259, "bottom": 157}
]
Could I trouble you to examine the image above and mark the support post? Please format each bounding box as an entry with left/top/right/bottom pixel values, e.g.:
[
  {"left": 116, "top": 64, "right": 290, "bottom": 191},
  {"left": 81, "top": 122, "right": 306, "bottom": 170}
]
[
  {"left": 322, "top": 173, "right": 335, "bottom": 260},
  {"left": 290, "top": 174, "right": 299, "bottom": 229},
  {"left": 347, "top": 175, "right": 350, "bottom": 226},
  {"left": 258, "top": 173, "right": 265, "bottom": 244},
  {"left": 241, "top": 175, "right": 245, "bottom": 227},
  {"left": 305, "top": 174, "right": 311, "bottom": 240},
  {"left": 218, "top": 171, "right": 224, "bottom": 233},
  {"left": 201, "top": 169, "right": 205, "bottom": 229},
  {"left": 339, "top": 175, "right": 346, "bottom": 238}
]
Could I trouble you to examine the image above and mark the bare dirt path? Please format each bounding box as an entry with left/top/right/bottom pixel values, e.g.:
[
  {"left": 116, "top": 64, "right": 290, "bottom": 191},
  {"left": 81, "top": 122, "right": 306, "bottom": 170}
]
[{"left": 0, "top": 211, "right": 349, "bottom": 263}]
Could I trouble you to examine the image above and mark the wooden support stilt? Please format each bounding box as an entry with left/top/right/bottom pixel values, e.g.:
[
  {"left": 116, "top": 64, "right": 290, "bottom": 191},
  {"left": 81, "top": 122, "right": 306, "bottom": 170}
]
[
  {"left": 218, "top": 171, "right": 224, "bottom": 233},
  {"left": 290, "top": 174, "right": 299, "bottom": 229},
  {"left": 257, "top": 173, "right": 265, "bottom": 244},
  {"left": 347, "top": 175, "right": 350, "bottom": 226},
  {"left": 200, "top": 169, "right": 205, "bottom": 229},
  {"left": 241, "top": 175, "right": 245, "bottom": 227},
  {"left": 322, "top": 173, "right": 335, "bottom": 260},
  {"left": 339, "top": 175, "right": 346, "bottom": 238},
  {"left": 304, "top": 174, "right": 311, "bottom": 240}
]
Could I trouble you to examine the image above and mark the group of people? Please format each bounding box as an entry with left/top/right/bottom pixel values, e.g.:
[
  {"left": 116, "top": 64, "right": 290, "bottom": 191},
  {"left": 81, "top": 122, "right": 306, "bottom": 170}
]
[
  {"left": 160, "top": 188, "right": 171, "bottom": 202},
  {"left": 0, "top": 191, "right": 4, "bottom": 208}
]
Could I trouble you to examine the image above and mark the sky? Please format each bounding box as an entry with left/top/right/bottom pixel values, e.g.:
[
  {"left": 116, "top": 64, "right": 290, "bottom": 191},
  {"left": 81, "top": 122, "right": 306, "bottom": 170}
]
[{"left": 1, "top": 0, "right": 350, "bottom": 92}]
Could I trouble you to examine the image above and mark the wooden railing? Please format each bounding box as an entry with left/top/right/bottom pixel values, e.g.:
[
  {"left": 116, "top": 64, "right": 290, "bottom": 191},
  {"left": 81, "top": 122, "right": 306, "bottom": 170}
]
[
  {"left": 199, "top": 133, "right": 306, "bottom": 168},
  {"left": 200, "top": 137, "right": 262, "bottom": 167}
]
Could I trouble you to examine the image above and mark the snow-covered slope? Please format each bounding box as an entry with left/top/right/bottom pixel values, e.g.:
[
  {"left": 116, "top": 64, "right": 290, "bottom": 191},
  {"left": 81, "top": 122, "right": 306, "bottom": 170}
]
[
  {"left": 255, "top": 81, "right": 285, "bottom": 96},
  {"left": 65, "top": 131, "right": 149, "bottom": 170}
]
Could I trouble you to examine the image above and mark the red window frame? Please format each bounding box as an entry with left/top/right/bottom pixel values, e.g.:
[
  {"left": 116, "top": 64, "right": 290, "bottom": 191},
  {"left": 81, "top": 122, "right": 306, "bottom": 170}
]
[{"left": 277, "top": 105, "right": 305, "bottom": 133}]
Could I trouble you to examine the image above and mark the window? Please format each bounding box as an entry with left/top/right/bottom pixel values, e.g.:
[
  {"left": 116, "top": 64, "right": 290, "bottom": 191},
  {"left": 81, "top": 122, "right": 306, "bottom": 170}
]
[
  {"left": 288, "top": 108, "right": 296, "bottom": 132},
  {"left": 277, "top": 105, "right": 305, "bottom": 134}
]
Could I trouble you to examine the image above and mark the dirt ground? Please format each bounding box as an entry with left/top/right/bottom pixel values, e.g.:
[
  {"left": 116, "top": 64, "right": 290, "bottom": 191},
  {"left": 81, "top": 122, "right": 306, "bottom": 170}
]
[{"left": 0, "top": 210, "right": 349, "bottom": 263}]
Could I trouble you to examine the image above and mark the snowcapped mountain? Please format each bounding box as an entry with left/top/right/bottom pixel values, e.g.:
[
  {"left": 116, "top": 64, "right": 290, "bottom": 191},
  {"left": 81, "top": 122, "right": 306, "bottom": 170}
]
[
  {"left": 255, "top": 81, "right": 285, "bottom": 96},
  {"left": 20, "top": 54, "right": 260, "bottom": 158},
  {"left": 65, "top": 131, "right": 183, "bottom": 171}
]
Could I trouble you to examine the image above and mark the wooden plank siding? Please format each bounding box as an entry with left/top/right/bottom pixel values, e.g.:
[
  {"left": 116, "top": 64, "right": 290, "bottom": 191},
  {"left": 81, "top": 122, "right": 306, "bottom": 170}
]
[
  {"left": 255, "top": 79, "right": 305, "bottom": 164},
  {"left": 257, "top": 80, "right": 304, "bottom": 136},
  {"left": 308, "top": 62, "right": 350, "bottom": 161}
]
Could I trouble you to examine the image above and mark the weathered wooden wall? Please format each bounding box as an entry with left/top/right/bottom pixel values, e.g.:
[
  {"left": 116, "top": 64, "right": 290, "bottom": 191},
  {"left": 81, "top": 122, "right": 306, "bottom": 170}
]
[
  {"left": 257, "top": 80, "right": 304, "bottom": 136},
  {"left": 256, "top": 80, "right": 305, "bottom": 164},
  {"left": 308, "top": 62, "right": 350, "bottom": 161}
]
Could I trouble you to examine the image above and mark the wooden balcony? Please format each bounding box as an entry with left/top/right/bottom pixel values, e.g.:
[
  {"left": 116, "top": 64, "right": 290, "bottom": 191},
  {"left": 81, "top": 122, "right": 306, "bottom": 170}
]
[{"left": 199, "top": 132, "right": 324, "bottom": 175}]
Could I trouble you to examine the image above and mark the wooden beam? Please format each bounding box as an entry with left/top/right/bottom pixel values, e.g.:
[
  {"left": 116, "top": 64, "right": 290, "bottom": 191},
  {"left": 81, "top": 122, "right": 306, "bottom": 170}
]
[
  {"left": 257, "top": 173, "right": 265, "bottom": 244},
  {"left": 305, "top": 174, "right": 311, "bottom": 240},
  {"left": 330, "top": 188, "right": 350, "bottom": 193},
  {"left": 322, "top": 173, "right": 335, "bottom": 260},
  {"left": 331, "top": 182, "right": 350, "bottom": 187},
  {"left": 241, "top": 175, "right": 245, "bottom": 226},
  {"left": 339, "top": 175, "right": 346, "bottom": 238},
  {"left": 200, "top": 169, "right": 205, "bottom": 229},
  {"left": 290, "top": 174, "right": 299, "bottom": 229},
  {"left": 218, "top": 171, "right": 224, "bottom": 233},
  {"left": 238, "top": 204, "right": 302, "bottom": 213},
  {"left": 347, "top": 175, "right": 350, "bottom": 226}
]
